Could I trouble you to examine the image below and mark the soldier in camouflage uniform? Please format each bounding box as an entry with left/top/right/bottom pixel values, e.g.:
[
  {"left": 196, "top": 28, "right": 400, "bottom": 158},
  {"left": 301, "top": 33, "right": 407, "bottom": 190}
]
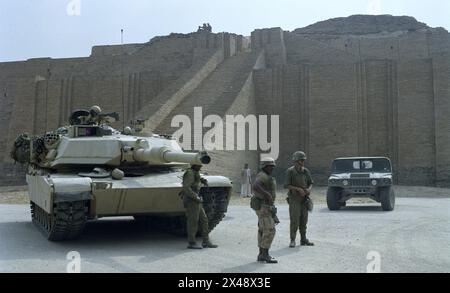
[
  {"left": 181, "top": 164, "right": 218, "bottom": 250},
  {"left": 284, "top": 151, "right": 315, "bottom": 248},
  {"left": 252, "top": 158, "right": 278, "bottom": 264}
]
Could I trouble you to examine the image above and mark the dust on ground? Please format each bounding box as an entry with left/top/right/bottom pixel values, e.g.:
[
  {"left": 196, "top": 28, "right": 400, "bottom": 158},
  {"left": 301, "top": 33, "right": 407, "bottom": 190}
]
[
  {"left": 2, "top": 185, "right": 449, "bottom": 205},
  {"left": 0, "top": 186, "right": 29, "bottom": 204}
]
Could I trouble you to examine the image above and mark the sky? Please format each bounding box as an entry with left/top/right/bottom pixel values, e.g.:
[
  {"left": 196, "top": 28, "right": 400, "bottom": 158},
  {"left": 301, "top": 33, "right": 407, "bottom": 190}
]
[{"left": 0, "top": 0, "right": 449, "bottom": 62}]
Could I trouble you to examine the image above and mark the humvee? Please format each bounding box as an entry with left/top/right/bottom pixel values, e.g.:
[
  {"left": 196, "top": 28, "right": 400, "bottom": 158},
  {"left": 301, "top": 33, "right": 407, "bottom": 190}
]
[{"left": 327, "top": 157, "right": 395, "bottom": 211}]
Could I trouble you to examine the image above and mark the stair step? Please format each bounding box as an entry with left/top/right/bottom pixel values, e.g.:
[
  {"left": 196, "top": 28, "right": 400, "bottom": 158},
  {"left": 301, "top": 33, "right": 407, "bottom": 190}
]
[{"left": 155, "top": 52, "right": 258, "bottom": 135}]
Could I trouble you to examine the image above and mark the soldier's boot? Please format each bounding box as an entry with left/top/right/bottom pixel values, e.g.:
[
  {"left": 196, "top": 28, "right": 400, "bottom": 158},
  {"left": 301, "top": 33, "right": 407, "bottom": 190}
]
[
  {"left": 300, "top": 235, "right": 314, "bottom": 246},
  {"left": 202, "top": 239, "right": 218, "bottom": 248},
  {"left": 187, "top": 242, "right": 203, "bottom": 249},
  {"left": 289, "top": 239, "right": 296, "bottom": 248},
  {"left": 257, "top": 247, "right": 265, "bottom": 262},
  {"left": 262, "top": 249, "right": 278, "bottom": 264}
]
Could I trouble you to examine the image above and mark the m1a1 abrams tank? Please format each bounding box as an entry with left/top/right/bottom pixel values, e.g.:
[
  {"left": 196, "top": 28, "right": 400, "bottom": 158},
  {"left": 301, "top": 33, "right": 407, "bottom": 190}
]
[{"left": 10, "top": 106, "right": 233, "bottom": 241}]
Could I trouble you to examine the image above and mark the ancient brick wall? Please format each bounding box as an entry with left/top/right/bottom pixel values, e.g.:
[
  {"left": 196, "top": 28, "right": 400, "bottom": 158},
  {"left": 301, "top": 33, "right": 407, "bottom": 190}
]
[
  {"left": 1, "top": 16, "right": 449, "bottom": 188},
  {"left": 253, "top": 19, "right": 450, "bottom": 186},
  {"left": 433, "top": 53, "right": 450, "bottom": 187},
  {"left": 0, "top": 31, "right": 244, "bottom": 185},
  {"left": 204, "top": 51, "right": 265, "bottom": 189}
]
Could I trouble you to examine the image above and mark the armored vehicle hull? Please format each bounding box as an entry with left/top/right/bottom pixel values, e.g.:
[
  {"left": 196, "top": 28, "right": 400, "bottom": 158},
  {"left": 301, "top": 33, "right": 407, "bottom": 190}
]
[
  {"left": 27, "top": 171, "right": 232, "bottom": 241},
  {"left": 327, "top": 157, "right": 395, "bottom": 211}
]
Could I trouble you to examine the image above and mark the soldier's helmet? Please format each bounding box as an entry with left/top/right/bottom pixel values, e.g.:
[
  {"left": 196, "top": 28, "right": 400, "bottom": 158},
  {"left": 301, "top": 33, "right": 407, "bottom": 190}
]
[
  {"left": 260, "top": 157, "right": 276, "bottom": 169},
  {"left": 90, "top": 105, "right": 102, "bottom": 117},
  {"left": 292, "top": 151, "right": 307, "bottom": 161},
  {"left": 123, "top": 126, "right": 133, "bottom": 135}
]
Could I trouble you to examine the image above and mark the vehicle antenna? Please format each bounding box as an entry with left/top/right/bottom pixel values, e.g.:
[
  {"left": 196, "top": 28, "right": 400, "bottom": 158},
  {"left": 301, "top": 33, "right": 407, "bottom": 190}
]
[{"left": 121, "top": 28, "right": 125, "bottom": 131}]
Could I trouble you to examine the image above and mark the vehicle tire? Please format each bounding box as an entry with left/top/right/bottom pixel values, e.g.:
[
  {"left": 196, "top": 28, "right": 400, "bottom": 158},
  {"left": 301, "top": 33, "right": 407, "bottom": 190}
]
[
  {"left": 380, "top": 186, "right": 395, "bottom": 211},
  {"left": 327, "top": 187, "right": 342, "bottom": 211}
]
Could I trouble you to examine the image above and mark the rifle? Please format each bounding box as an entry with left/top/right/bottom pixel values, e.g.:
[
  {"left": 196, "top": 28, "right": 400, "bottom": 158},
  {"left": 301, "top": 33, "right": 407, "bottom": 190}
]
[{"left": 269, "top": 205, "right": 280, "bottom": 225}]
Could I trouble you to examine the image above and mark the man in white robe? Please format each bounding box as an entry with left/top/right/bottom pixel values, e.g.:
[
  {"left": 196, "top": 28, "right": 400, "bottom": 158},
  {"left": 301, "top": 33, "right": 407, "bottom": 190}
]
[{"left": 240, "top": 164, "right": 253, "bottom": 197}]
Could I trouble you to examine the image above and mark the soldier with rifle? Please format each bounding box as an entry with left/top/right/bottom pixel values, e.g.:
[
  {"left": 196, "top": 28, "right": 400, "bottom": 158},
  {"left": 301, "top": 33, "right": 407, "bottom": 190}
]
[{"left": 251, "top": 157, "right": 279, "bottom": 264}]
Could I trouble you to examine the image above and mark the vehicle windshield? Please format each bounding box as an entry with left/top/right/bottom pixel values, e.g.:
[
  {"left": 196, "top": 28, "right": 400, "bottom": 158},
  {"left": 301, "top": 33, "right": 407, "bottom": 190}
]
[{"left": 332, "top": 158, "right": 392, "bottom": 173}]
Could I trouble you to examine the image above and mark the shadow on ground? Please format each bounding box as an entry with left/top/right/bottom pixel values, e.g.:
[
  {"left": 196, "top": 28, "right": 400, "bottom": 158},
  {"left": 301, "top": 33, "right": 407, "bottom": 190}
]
[
  {"left": 318, "top": 205, "right": 392, "bottom": 214},
  {"left": 0, "top": 218, "right": 189, "bottom": 268}
]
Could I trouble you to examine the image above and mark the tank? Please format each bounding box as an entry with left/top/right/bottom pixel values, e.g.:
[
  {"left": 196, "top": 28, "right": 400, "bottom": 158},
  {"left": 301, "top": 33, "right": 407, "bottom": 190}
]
[{"left": 10, "top": 106, "right": 233, "bottom": 241}]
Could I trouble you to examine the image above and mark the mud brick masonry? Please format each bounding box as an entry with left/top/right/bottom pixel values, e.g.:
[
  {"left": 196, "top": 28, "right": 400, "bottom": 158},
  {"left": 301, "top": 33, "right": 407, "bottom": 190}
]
[{"left": 1, "top": 15, "right": 449, "bottom": 187}]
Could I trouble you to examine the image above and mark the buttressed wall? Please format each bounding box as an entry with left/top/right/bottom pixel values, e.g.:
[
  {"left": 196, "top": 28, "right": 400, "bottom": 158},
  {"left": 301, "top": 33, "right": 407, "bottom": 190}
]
[
  {"left": 1, "top": 15, "right": 449, "bottom": 187},
  {"left": 253, "top": 15, "right": 450, "bottom": 186}
]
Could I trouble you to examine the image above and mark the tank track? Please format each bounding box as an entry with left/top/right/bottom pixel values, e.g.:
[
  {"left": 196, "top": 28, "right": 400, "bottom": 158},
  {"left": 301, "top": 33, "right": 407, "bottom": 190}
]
[
  {"left": 201, "top": 187, "right": 229, "bottom": 232},
  {"left": 30, "top": 201, "right": 88, "bottom": 241}
]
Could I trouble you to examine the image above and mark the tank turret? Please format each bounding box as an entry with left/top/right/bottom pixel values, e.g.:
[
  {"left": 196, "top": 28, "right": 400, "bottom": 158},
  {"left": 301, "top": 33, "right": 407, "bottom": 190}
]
[
  {"left": 11, "top": 106, "right": 232, "bottom": 241},
  {"left": 12, "top": 121, "right": 210, "bottom": 168}
]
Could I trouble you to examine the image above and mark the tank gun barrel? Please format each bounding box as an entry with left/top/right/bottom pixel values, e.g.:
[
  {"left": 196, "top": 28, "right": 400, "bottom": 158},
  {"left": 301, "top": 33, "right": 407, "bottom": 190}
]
[{"left": 133, "top": 147, "right": 211, "bottom": 165}]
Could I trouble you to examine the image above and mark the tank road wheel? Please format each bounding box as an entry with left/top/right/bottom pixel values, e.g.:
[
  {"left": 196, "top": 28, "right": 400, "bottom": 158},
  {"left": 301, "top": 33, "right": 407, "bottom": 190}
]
[
  {"left": 380, "top": 186, "right": 395, "bottom": 211},
  {"left": 327, "top": 187, "right": 343, "bottom": 211},
  {"left": 30, "top": 201, "right": 88, "bottom": 241}
]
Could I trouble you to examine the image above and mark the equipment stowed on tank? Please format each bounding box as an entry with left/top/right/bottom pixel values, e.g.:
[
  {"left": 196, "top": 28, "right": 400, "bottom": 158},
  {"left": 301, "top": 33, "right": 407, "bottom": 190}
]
[{"left": 10, "top": 106, "right": 233, "bottom": 241}]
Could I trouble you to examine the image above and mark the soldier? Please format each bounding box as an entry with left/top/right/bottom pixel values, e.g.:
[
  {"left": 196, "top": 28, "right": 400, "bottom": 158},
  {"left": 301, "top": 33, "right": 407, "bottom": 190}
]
[
  {"left": 181, "top": 163, "right": 218, "bottom": 250},
  {"left": 252, "top": 157, "right": 278, "bottom": 264},
  {"left": 87, "top": 105, "right": 102, "bottom": 125},
  {"left": 285, "top": 151, "right": 315, "bottom": 248}
]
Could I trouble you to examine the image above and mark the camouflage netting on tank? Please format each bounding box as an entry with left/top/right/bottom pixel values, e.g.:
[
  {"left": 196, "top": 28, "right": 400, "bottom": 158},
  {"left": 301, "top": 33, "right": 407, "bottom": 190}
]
[
  {"left": 10, "top": 133, "right": 31, "bottom": 164},
  {"left": 31, "top": 136, "right": 46, "bottom": 162},
  {"left": 10, "top": 132, "right": 59, "bottom": 165}
]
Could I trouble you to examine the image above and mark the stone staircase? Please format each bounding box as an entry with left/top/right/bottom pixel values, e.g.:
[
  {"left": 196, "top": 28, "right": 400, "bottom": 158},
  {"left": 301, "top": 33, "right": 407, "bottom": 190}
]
[{"left": 154, "top": 51, "right": 259, "bottom": 137}]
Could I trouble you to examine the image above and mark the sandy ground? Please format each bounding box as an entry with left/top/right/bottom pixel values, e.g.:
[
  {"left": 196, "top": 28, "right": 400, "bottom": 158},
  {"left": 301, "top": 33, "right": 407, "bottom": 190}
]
[
  {"left": 0, "top": 186, "right": 29, "bottom": 205},
  {"left": 0, "top": 184, "right": 449, "bottom": 273},
  {"left": 0, "top": 198, "right": 449, "bottom": 273}
]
